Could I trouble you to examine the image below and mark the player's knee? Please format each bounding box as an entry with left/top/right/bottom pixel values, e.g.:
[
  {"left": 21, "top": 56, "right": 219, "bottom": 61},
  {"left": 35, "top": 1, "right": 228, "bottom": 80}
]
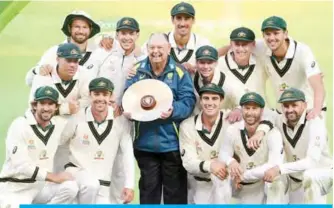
[
  {"left": 80, "top": 179, "right": 100, "bottom": 193},
  {"left": 59, "top": 180, "right": 79, "bottom": 200}
]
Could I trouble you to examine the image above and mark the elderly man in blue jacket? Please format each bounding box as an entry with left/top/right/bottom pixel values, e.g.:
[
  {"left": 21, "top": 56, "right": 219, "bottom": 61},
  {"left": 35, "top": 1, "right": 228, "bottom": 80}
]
[{"left": 125, "top": 33, "right": 196, "bottom": 204}]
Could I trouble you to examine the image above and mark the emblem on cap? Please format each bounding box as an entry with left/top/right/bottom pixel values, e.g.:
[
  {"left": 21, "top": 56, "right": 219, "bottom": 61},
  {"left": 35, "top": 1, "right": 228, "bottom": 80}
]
[
  {"left": 247, "top": 94, "right": 255, "bottom": 99},
  {"left": 178, "top": 6, "right": 185, "bottom": 11},
  {"left": 237, "top": 31, "right": 246, "bottom": 38},
  {"left": 45, "top": 90, "right": 53, "bottom": 95},
  {"left": 70, "top": 49, "right": 79, "bottom": 55},
  {"left": 283, "top": 92, "right": 293, "bottom": 98},
  {"left": 98, "top": 81, "right": 106, "bottom": 87},
  {"left": 123, "top": 19, "right": 131, "bottom": 25},
  {"left": 202, "top": 49, "right": 211, "bottom": 56},
  {"left": 266, "top": 20, "right": 274, "bottom": 25}
]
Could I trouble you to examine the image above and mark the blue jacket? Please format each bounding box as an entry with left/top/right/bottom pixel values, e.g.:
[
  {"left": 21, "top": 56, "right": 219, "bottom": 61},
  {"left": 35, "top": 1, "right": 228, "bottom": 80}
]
[{"left": 125, "top": 56, "right": 196, "bottom": 153}]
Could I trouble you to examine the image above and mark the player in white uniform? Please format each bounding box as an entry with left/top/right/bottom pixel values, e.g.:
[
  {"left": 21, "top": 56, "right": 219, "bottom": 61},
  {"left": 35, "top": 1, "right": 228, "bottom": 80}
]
[
  {"left": 212, "top": 92, "right": 286, "bottom": 204},
  {"left": 263, "top": 88, "right": 332, "bottom": 204},
  {"left": 217, "top": 27, "right": 269, "bottom": 114},
  {"left": 60, "top": 77, "right": 135, "bottom": 204},
  {"left": 192, "top": 45, "right": 236, "bottom": 116},
  {"left": 141, "top": 2, "right": 210, "bottom": 75},
  {"left": 25, "top": 10, "right": 101, "bottom": 86},
  {"left": 179, "top": 84, "right": 230, "bottom": 204},
  {"left": 88, "top": 17, "right": 141, "bottom": 203},
  {"left": 0, "top": 86, "right": 78, "bottom": 208},
  {"left": 255, "top": 16, "right": 326, "bottom": 120},
  {"left": 29, "top": 43, "right": 94, "bottom": 174}
]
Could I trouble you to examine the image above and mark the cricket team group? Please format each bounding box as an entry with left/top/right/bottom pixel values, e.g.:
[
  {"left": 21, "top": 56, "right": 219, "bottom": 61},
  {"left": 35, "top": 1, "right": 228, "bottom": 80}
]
[{"left": 0, "top": 1, "right": 332, "bottom": 206}]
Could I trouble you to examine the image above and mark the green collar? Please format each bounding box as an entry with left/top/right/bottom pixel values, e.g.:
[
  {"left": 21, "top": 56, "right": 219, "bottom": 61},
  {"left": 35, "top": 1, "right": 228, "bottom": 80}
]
[{"left": 38, "top": 122, "right": 53, "bottom": 132}]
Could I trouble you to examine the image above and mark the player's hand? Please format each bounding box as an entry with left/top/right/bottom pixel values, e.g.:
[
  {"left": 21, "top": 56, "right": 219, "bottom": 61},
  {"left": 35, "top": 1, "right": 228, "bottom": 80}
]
[
  {"left": 263, "top": 165, "right": 280, "bottom": 183},
  {"left": 39, "top": 64, "right": 53, "bottom": 76},
  {"left": 247, "top": 130, "right": 264, "bottom": 150},
  {"left": 68, "top": 99, "right": 80, "bottom": 114},
  {"left": 126, "top": 65, "right": 137, "bottom": 79},
  {"left": 226, "top": 108, "right": 242, "bottom": 124},
  {"left": 100, "top": 36, "right": 114, "bottom": 51},
  {"left": 47, "top": 172, "right": 74, "bottom": 184},
  {"left": 306, "top": 107, "right": 322, "bottom": 120},
  {"left": 210, "top": 160, "right": 228, "bottom": 180},
  {"left": 229, "top": 160, "right": 243, "bottom": 180},
  {"left": 160, "top": 106, "right": 173, "bottom": 119},
  {"left": 232, "top": 176, "right": 242, "bottom": 190},
  {"left": 121, "top": 188, "right": 134, "bottom": 204},
  {"left": 182, "top": 62, "right": 196, "bottom": 74}
]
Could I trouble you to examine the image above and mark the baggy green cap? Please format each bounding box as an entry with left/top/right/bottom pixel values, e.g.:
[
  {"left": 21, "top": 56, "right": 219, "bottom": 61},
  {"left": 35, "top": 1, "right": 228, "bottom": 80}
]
[
  {"left": 57, "top": 43, "right": 82, "bottom": 59},
  {"left": 171, "top": 2, "right": 195, "bottom": 17},
  {"left": 116, "top": 17, "right": 140, "bottom": 32},
  {"left": 199, "top": 83, "right": 225, "bottom": 98},
  {"left": 230, "top": 27, "right": 256, "bottom": 42},
  {"left": 239, "top": 92, "right": 265, "bottom": 108},
  {"left": 34, "top": 86, "right": 59, "bottom": 103},
  {"left": 89, "top": 77, "right": 114, "bottom": 92},
  {"left": 62, "top": 10, "right": 100, "bottom": 38},
  {"left": 278, "top": 88, "right": 306, "bottom": 103},
  {"left": 196, "top": 45, "right": 218, "bottom": 61},
  {"left": 261, "top": 16, "right": 287, "bottom": 31}
]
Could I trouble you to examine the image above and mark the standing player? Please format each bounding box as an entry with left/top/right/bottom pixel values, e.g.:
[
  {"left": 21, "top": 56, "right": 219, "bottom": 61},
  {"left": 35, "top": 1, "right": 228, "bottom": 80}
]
[
  {"left": 25, "top": 10, "right": 101, "bottom": 86},
  {"left": 212, "top": 92, "right": 286, "bottom": 204},
  {"left": 263, "top": 88, "right": 332, "bottom": 204},
  {"left": 257, "top": 16, "right": 325, "bottom": 120},
  {"left": 0, "top": 86, "right": 78, "bottom": 207},
  {"left": 179, "top": 84, "right": 229, "bottom": 204},
  {"left": 60, "top": 77, "right": 135, "bottom": 204},
  {"left": 141, "top": 2, "right": 210, "bottom": 74},
  {"left": 29, "top": 43, "right": 94, "bottom": 173},
  {"left": 192, "top": 46, "right": 234, "bottom": 116}
]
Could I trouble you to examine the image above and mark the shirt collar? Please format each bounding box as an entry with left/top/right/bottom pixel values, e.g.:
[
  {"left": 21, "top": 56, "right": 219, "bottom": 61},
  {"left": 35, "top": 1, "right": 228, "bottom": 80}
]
[
  {"left": 265, "top": 36, "right": 295, "bottom": 59},
  {"left": 168, "top": 30, "right": 196, "bottom": 50},
  {"left": 195, "top": 111, "right": 221, "bottom": 132},
  {"left": 64, "top": 38, "right": 96, "bottom": 53},
  {"left": 85, "top": 106, "right": 114, "bottom": 122},
  {"left": 227, "top": 50, "right": 257, "bottom": 70}
]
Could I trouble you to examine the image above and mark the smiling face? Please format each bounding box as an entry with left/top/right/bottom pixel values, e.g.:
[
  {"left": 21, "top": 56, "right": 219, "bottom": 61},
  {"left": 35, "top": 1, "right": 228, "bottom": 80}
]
[
  {"left": 33, "top": 100, "right": 58, "bottom": 122},
  {"left": 281, "top": 101, "right": 306, "bottom": 126},
  {"left": 147, "top": 34, "right": 171, "bottom": 64},
  {"left": 90, "top": 90, "right": 112, "bottom": 113},
  {"left": 262, "top": 28, "right": 288, "bottom": 52},
  {"left": 200, "top": 92, "right": 223, "bottom": 117},
  {"left": 69, "top": 18, "right": 91, "bottom": 44},
  {"left": 196, "top": 59, "right": 217, "bottom": 80},
  {"left": 172, "top": 14, "right": 195, "bottom": 37},
  {"left": 242, "top": 102, "right": 263, "bottom": 126},
  {"left": 116, "top": 29, "right": 139, "bottom": 52},
  {"left": 230, "top": 40, "right": 255, "bottom": 62}
]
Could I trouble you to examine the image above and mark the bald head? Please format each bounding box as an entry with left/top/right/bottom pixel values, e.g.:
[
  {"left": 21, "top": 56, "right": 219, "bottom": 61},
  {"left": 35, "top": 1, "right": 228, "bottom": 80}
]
[{"left": 147, "top": 33, "right": 171, "bottom": 64}]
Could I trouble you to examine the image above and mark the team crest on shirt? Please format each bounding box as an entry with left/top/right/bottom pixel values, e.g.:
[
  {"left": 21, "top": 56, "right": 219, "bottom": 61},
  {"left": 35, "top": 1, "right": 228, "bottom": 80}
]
[
  {"left": 165, "top": 73, "right": 174, "bottom": 84},
  {"left": 311, "top": 61, "right": 316, "bottom": 68},
  {"left": 81, "top": 134, "right": 90, "bottom": 145},
  {"left": 94, "top": 150, "right": 104, "bottom": 160},
  {"left": 210, "top": 150, "right": 218, "bottom": 159},
  {"left": 27, "top": 139, "right": 36, "bottom": 150},
  {"left": 279, "top": 83, "right": 289, "bottom": 91},
  {"left": 87, "top": 64, "right": 94, "bottom": 69},
  {"left": 39, "top": 150, "right": 49, "bottom": 160},
  {"left": 246, "top": 162, "right": 256, "bottom": 170}
]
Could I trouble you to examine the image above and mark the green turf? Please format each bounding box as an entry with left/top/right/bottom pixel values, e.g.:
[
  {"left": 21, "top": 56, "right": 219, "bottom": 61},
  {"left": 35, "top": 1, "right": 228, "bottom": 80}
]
[{"left": 0, "top": 1, "right": 332, "bottom": 204}]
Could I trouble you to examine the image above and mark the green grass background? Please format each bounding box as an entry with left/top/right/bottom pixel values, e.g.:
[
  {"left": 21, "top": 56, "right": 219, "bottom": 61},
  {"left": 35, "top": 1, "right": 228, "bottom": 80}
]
[{"left": 0, "top": 0, "right": 332, "bottom": 204}]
